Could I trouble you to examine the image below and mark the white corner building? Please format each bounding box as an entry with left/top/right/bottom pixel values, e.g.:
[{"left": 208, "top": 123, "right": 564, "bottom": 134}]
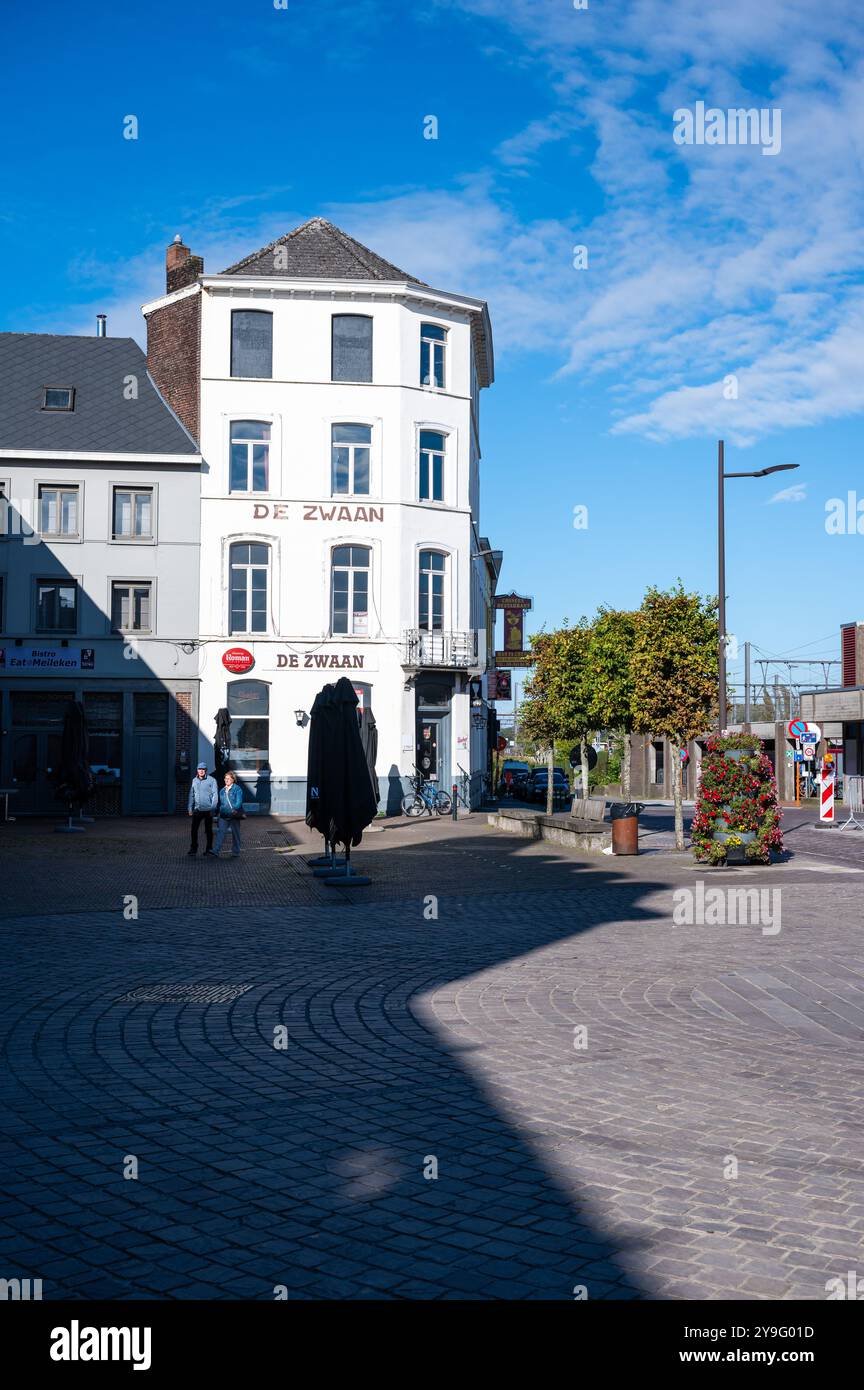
[{"left": 144, "top": 218, "right": 500, "bottom": 815}]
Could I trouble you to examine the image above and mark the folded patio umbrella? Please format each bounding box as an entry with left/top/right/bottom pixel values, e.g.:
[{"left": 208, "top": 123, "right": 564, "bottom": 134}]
[
  {"left": 359, "top": 704, "right": 379, "bottom": 805},
  {"left": 214, "top": 707, "right": 232, "bottom": 780}
]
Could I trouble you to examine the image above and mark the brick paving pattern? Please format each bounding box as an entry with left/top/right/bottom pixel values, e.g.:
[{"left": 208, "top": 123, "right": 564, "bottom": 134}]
[{"left": 1, "top": 809, "right": 863, "bottom": 1299}]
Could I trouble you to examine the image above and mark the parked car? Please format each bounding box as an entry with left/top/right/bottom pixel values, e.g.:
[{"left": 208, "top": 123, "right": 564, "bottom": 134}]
[
  {"left": 498, "top": 759, "right": 531, "bottom": 797},
  {"left": 529, "top": 767, "right": 571, "bottom": 805}
]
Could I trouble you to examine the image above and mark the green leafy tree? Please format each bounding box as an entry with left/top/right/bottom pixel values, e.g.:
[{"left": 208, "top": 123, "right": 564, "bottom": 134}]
[
  {"left": 520, "top": 623, "right": 595, "bottom": 812},
  {"left": 587, "top": 607, "right": 637, "bottom": 798},
  {"left": 631, "top": 584, "right": 719, "bottom": 849}
]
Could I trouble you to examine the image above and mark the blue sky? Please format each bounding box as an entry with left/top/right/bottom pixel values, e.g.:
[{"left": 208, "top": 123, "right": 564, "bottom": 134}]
[{"left": 3, "top": 0, "right": 862, "bottom": 699}]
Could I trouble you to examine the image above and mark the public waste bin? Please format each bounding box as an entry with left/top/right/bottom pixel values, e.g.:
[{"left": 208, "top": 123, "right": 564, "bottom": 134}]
[{"left": 609, "top": 802, "right": 644, "bottom": 855}]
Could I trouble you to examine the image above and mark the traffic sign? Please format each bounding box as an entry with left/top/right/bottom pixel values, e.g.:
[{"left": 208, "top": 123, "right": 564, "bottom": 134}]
[
  {"left": 802, "top": 743, "right": 816, "bottom": 759},
  {"left": 788, "top": 719, "right": 807, "bottom": 740},
  {"left": 804, "top": 722, "right": 821, "bottom": 742}
]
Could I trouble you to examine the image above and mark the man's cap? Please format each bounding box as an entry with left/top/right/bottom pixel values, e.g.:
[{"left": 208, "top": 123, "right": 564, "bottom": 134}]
[{"left": 196, "top": 762, "right": 208, "bottom": 770}]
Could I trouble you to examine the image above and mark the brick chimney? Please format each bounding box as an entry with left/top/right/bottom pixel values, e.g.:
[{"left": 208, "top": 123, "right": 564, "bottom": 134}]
[
  {"left": 145, "top": 236, "right": 203, "bottom": 443},
  {"left": 165, "top": 235, "right": 204, "bottom": 293}
]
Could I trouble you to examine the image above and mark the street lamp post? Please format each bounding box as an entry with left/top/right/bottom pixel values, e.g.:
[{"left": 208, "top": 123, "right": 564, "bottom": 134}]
[{"left": 717, "top": 443, "right": 799, "bottom": 732}]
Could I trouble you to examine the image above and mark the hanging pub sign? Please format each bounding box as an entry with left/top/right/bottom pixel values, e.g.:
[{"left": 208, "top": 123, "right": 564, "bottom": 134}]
[
  {"left": 486, "top": 670, "right": 512, "bottom": 701},
  {"left": 494, "top": 592, "right": 533, "bottom": 668}
]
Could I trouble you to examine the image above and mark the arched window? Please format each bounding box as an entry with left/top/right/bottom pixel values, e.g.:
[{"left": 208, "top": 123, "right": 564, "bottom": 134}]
[
  {"left": 229, "top": 542, "right": 270, "bottom": 634},
  {"left": 331, "top": 544, "right": 370, "bottom": 636},
  {"left": 418, "top": 550, "right": 446, "bottom": 631},
  {"left": 420, "top": 323, "right": 447, "bottom": 388},
  {"left": 419, "top": 431, "right": 445, "bottom": 502},
  {"left": 331, "top": 424, "right": 371, "bottom": 496},
  {"left": 230, "top": 422, "right": 271, "bottom": 492},
  {"left": 227, "top": 680, "right": 269, "bottom": 774}
]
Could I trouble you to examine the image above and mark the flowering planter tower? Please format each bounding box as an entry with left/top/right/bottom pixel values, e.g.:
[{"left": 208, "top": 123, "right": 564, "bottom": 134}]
[{"left": 691, "top": 734, "right": 783, "bottom": 866}]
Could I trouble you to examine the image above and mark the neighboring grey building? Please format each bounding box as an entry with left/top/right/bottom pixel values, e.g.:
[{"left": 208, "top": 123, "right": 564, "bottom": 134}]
[{"left": 0, "top": 331, "right": 202, "bottom": 814}]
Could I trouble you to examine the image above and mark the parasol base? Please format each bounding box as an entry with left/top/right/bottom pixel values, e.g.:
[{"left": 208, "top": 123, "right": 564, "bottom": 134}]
[
  {"left": 55, "top": 823, "right": 85, "bottom": 834},
  {"left": 323, "top": 872, "right": 371, "bottom": 887},
  {"left": 309, "top": 855, "right": 346, "bottom": 869}
]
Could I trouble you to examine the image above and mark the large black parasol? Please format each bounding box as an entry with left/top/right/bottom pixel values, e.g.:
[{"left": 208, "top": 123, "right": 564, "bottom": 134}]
[
  {"left": 359, "top": 704, "right": 379, "bottom": 805},
  {"left": 307, "top": 678, "right": 377, "bottom": 851}
]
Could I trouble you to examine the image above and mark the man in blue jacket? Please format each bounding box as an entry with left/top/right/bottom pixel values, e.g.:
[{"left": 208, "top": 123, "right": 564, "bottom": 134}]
[{"left": 187, "top": 762, "right": 218, "bottom": 856}]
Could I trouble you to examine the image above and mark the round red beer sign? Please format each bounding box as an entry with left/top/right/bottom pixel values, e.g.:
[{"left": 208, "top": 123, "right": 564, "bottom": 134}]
[{"left": 222, "top": 647, "right": 254, "bottom": 674}]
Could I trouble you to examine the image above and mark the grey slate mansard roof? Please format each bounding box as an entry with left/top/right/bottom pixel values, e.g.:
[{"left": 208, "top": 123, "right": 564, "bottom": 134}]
[
  {"left": 0, "top": 333, "right": 199, "bottom": 455},
  {"left": 220, "top": 216, "right": 430, "bottom": 284}
]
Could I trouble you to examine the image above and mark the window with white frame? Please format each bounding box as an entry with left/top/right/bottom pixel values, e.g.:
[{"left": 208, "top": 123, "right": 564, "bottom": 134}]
[
  {"left": 420, "top": 323, "right": 447, "bottom": 388},
  {"left": 229, "top": 542, "right": 270, "bottom": 634},
  {"left": 331, "top": 423, "right": 371, "bottom": 496},
  {"left": 39, "top": 484, "right": 79, "bottom": 537},
  {"left": 418, "top": 550, "right": 446, "bottom": 631},
  {"left": 331, "top": 545, "right": 370, "bottom": 636},
  {"left": 111, "top": 581, "right": 153, "bottom": 633},
  {"left": 112, "top": 487, "right": 153, "bottom": 540},
  {"left": 231, "top": 310, "right": 273, "bottom": 379},
  {"left": 36, "top": 579, "right": 77, "bottom": 632},
  {"left": 230, "top": 422, "right": 271, "bottom": 493},
  {"left": 418, "top": 431, "right": 445, "bottom": 502}
]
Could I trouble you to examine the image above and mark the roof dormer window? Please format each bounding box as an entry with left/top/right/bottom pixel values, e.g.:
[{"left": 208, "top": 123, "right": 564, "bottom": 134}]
[{"left": 42, "top": 386, "right": 75, "bottom": 411}]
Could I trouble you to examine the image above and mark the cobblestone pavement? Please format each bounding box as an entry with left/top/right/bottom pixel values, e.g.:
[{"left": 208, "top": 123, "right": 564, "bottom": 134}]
[{"left": 1, "top": 811, "right": 863, "bottom": 1299}]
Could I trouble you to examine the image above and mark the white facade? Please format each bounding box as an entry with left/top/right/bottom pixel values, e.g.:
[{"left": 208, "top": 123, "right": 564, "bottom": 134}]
[{"left": 144, "top": 249, "right": 498, "bottom": 814}]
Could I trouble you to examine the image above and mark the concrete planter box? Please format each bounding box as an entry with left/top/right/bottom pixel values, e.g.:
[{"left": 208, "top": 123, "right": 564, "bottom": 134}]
[{"left": 488, "top": 809, "right": 611, "bottom": 853}]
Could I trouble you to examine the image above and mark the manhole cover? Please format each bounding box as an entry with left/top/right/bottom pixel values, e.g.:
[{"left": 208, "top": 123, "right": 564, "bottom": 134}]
[{"left": 115, "top": 984, "right": 254, "bottom": 1003}]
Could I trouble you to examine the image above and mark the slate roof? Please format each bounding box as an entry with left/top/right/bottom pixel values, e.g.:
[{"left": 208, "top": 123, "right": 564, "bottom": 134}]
[
  {"left": 221, "top": 216, "right": 428, "bottom": 284},
  {"left": 218, "top": 217, "right": 493, "bottom": 386},
  {"left": 0, "top": 334, "right": 199, "bottom": 456}
]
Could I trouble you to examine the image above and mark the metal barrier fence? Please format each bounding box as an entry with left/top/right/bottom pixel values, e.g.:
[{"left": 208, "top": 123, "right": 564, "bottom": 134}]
[{"left": 839, "top": 774, "right": 864, "bottom": 831}]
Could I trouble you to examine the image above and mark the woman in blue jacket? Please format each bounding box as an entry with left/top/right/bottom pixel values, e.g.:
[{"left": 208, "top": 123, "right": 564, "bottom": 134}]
[{"left": 208, "top": 771, "right": 244, "bottom": 858}]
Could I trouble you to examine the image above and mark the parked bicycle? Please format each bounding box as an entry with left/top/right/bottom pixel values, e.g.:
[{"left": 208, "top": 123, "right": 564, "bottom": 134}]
[{"left": 401, "top": 769, "right": 452, "bottom": 817}]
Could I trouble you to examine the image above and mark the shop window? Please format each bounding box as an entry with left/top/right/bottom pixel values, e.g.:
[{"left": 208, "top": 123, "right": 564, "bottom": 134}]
[
  {"left": 227, "top": 679, "right": 270, "bottom": 773},
  {"left": 134, "top": 692, "right": 168, "bottom": 728},
  {"left": 84, "top": 692, "right": 123, "bottom": 785},
  {"left": 12, "top": 691, "right": 74, "bottom": 726}
]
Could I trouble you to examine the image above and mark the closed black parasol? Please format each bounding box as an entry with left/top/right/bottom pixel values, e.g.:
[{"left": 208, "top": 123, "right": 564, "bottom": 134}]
[
  {"left": 359, "top": 704, "right": 379, "bottom": 805},
  {"left": 305, "top": 683, "right": 336, "bottom": 837},
  {"left": 214, "top": 708, "right": 232, "bottom": 780},
  {"left": 311, "top": 678, "right": 378, "bottom": 851}
]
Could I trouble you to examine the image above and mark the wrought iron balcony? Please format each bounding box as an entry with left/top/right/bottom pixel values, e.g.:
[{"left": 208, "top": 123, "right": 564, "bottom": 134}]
[{"left": 402, "top": 629, "right": 479, "bottom": 669}]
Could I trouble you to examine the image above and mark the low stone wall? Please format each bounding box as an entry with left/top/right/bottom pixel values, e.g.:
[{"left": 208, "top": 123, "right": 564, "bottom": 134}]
[{"left": 488, "top": 809, "right": 611, "bottom": 853}]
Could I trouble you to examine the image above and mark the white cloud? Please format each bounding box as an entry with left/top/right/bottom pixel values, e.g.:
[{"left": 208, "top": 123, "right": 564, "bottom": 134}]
[{"left": 768, "top": 483, "right": 807, "bottom": 504}]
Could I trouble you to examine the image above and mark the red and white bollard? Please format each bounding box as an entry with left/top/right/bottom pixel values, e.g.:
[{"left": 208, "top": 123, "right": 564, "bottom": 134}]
[{"left": 819, "top": 769, "right": 835, "bottom": 824}]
